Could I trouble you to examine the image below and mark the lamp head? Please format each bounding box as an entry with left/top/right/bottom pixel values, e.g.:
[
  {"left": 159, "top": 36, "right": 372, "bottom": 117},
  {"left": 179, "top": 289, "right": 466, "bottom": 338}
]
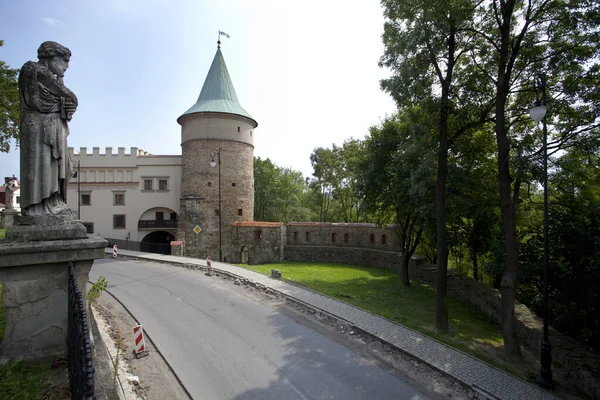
[
  {"left": 529, "top": 103, "right": 547, "bottom": 122},
  {"left": 210, "top": 159, "right": 217, "bottom": 168}
]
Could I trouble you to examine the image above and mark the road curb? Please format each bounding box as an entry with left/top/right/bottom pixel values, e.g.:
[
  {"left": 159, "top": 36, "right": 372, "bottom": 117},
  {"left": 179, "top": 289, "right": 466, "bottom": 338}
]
[{"left": 107, "top": 252, "right": 559, "bottom": 400}]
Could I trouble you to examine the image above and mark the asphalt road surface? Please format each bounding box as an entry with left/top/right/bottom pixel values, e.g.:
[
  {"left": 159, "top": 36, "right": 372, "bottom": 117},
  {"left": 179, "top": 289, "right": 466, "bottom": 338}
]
[{"left": 91, "top": 258, "right": 427, "bottom": 400}]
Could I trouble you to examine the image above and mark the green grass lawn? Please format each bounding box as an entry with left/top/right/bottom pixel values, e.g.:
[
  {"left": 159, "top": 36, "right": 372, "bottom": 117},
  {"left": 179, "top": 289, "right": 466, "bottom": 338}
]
[
  {"left": 0, "top": 228, "right": 6, "bottom": 239},
  {"left": 239, "top": 262, "right": 519, "bottom": 374}
]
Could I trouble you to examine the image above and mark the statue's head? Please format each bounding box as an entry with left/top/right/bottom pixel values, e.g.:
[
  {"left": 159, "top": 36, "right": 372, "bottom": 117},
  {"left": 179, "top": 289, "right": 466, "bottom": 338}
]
[{"left": 37, "top": 41, "right": 71, "bottom": 78}]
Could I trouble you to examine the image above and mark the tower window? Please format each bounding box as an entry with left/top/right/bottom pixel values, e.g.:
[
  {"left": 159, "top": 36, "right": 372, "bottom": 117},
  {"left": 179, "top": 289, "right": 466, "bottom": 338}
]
[
  {"left": 370, "top": 234, "right": 375, "bottom": 244},
  {"left": 238, "top": 208, "right": 243, "bottom": 216},
  {"left": 331, "top": 233, "right": 336, "bottom": 243},
  {"left": 382, "top": 234, "right": 387, "bottom": 245},
  {"left": 344, "top": 233, "right": 349, "bottom": 243},
  {"left": 306, "top": 232, "right": 311, "bottom": 241},
  {"left": 237, "top": 126, "right": 241, "bottom": 133},
  {"left": 208, "top": 182, "right": 212, "bottom": 187},
  {"left": 294, "top": 232, "right": 298, "bottom": 241},
  {"left": 232, "top": 182, "right": 236, "bottom": 187}
]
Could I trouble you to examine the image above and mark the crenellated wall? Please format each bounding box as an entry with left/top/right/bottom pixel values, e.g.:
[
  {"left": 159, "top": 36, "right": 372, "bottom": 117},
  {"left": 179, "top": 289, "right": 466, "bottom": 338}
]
[{"left": 66, "top": 147, "right": 181, "bottom": 242}]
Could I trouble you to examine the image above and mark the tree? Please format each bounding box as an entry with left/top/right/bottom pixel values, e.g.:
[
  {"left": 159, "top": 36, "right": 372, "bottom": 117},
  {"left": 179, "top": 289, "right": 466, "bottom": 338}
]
[
  {"left": 253, "top": 157, "right": 314, "bottom": 223},
  {"left": 469, "top": 0, "right": 600, "bottom": 356},
  {"left": 380, "top": 0, "right": 494, "bottom": 332},
  {"left": 309, "top": 139, "right": 368, "bottom": 223},
  {"left": 360, "top": 110, "right": 435, "bottom": 286},
  {"left": 0, "top": 40, "right": 20, "bottom": 152}
]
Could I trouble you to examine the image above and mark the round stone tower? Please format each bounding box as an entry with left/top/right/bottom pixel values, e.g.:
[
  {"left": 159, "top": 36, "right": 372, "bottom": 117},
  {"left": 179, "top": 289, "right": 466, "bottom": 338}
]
[{"left": 177, "top": 43, "right": 257, "bottom": 262}]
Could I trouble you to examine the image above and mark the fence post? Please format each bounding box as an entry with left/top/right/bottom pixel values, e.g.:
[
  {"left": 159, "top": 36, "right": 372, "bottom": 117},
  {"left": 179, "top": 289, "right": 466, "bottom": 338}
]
[{"left": 67, "top": 262, "right": 95, "bottom": 399}]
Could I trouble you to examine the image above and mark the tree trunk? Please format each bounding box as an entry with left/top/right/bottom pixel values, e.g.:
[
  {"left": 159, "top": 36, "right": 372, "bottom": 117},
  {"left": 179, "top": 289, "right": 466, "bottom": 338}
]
[
  {"left": 472, "top": 253, "right": 478, "bottom": 281},
  {"left": 401, "top": 250, "right": 411, "bottom": 287},
  {"left": 435, "top": 127, "right": 449, "bottom": 333},
  {"left": 495, "top": 0, "right": 521, "bottom": 358}
]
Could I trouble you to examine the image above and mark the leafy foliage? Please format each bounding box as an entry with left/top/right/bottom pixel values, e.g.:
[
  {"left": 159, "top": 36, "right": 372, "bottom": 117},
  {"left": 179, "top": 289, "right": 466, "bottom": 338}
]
[
  {"left": 0, "top": 40, "right": 20, "bottom": 152},
  {"left": 254, "top": 157, "right": 314, "bottom": 222},
  {"left": 87, "top": 275, "right": 108, "bottom": 306}
]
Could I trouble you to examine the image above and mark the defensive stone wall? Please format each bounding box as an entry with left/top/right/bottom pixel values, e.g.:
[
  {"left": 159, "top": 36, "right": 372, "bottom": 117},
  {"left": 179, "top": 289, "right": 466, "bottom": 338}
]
[
  {"left": 285, "top": 222, "right": 400, "bottom": 251},
  {"left": 231, "top": 222, "right": 285, "bottom": 264},
  {"left": 284, "top": 245, "right": 402, "bottom": 271},
  {"left": 409, "top": 263, "right": 600, "bottom": 398}
]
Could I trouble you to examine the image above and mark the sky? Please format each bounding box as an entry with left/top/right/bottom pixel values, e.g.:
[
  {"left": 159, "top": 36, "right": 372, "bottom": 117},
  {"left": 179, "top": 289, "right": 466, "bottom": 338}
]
[{"left": 0, "top": 0, "right": 397, "bottom": 180}]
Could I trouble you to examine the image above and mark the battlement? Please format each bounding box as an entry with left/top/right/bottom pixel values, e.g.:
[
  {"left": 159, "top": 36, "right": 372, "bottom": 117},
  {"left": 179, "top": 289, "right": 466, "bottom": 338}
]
[{"left": 68, "top": 147, "right": 152, "bottom": 156}]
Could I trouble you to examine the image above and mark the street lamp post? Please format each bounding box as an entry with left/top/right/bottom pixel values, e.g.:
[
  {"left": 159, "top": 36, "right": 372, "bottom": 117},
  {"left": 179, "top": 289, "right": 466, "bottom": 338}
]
[
  {"left": 528, "top": 73, "right": 553, "bottom": 389},
  {"left": 72, "top": 160, "right": 81, "bottom": 220},
  {"left": 210, "top": 148, "right": 222, "bottom": 262}
]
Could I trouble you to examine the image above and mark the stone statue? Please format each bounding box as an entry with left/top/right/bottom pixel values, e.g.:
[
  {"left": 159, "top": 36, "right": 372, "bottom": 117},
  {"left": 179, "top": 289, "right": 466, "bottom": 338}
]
[
  {"left": 18, "top": 41, "right": 78, "bottom": 216},
  {"left": 3, "top": 176, "right": 17, "bottom": 210}
]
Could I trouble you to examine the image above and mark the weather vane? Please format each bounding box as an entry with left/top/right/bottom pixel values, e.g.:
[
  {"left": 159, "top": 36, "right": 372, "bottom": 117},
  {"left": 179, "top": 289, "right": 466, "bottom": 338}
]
[{"left": 218, "top": 30, "right": 230, "bottom": 48}]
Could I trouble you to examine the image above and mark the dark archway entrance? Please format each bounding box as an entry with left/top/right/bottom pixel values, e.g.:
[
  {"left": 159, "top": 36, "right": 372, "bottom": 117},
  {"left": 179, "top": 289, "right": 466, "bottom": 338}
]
[
  {"left": 241, "top": 246, "right": 249, "bottom": 264},
  {"left": 141, "top": 231, "right": 175, "bottom": 255}
]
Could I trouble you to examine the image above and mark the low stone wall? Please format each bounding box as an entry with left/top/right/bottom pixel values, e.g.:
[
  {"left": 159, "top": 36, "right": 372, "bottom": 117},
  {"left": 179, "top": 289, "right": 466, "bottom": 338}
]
[
  {"left": 409, "top": 263, "right": 600, "bottom": 399},
  {"left": 284, "top": 244, "right": 406, "bottom": 271}
]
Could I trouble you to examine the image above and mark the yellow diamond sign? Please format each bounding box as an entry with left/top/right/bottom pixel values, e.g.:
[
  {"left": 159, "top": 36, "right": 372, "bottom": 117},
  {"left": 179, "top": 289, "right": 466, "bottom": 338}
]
[{"left": 193, "top": 225, "right": 202, "bottom": 234}]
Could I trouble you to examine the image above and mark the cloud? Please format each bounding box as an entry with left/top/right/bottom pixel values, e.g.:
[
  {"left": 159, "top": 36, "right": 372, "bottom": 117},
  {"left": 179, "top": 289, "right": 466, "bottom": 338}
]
[{"left": 42, "top": 17, "right": 62, "bottom": 27}]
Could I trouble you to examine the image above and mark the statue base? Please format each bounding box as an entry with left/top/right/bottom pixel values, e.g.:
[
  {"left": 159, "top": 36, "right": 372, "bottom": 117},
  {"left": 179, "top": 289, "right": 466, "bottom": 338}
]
[
  {"left": 0, "top": 235, "right": 107, "bottom": 361},
  {"left": 0, "top": 208, "right": 19, "bottom": 229},
  {"left": 6, "top": 210, "right": 87, "bottom": 241}
]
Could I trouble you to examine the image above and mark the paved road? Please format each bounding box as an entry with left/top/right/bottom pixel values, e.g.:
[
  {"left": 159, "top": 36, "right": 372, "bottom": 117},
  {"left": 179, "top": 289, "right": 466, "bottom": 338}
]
[{"left": 91, "top": 258, "right": 427, "bottom": 400}]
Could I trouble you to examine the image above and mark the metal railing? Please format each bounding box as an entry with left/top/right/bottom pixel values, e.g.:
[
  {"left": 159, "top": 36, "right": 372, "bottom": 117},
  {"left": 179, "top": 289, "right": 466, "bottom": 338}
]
[
  {"left": 67, "top": 262, "right": 95, "bottom": 399},
  {"left": 138, "top": 219, "right": 178, "bottom": 229}
]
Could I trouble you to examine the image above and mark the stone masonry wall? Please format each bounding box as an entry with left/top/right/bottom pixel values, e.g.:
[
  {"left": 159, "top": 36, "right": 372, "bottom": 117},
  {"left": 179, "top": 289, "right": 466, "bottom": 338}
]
[
  {"left": 409, "top": 263, "right": 600, "bottom": 399},
  {"left": 180, "top": 139, "right": 254, "bottom": 261},
  {"left": 231, "top": 222, "right": 285, "bottom": 264},
  {"left": 284, "top": 245, "right": 403, "bottom": 271},
  {"left": 285, "top": 222, "right": 400, "bottom": 250}
]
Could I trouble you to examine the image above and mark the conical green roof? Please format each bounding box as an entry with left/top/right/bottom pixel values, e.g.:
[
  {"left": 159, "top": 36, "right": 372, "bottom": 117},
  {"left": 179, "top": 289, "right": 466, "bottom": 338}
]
[{"left": 179, "top": 48, "right": 256, "bottom": 126}]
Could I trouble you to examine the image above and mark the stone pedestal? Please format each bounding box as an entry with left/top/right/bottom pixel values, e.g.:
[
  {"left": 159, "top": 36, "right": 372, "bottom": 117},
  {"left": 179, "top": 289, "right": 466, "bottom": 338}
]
[
  {"left": 0, "top": 233, "right": 107, "bottom": 362},
  {"left": 0, "top": 208, "right": 19, "bottom": 229}
]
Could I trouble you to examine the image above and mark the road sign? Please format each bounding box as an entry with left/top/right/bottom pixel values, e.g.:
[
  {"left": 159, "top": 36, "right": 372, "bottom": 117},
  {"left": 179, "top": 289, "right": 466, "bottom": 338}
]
[{"left": 193, "top": 225, "right": 202, "bottom": 234}]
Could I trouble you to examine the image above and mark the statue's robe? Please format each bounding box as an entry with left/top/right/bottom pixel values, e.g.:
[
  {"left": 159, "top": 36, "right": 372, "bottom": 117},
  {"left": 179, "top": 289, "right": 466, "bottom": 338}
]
[{"left": 18, "top": 61, "right": 78, "bottom": 215}]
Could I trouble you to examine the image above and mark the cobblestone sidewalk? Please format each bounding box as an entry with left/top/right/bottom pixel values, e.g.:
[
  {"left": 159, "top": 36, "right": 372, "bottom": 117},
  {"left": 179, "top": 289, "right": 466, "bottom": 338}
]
[{"left": 104, "top": 249, "right": 559, "bottom": 400}]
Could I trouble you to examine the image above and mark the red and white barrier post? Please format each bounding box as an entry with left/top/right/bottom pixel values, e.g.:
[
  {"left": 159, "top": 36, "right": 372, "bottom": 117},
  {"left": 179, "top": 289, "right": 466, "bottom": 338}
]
[
  {"left": 112, "top": 244, "right": 118, "bottom": 258},
  {"left": 206, "top": 256, "right": 212, "bottom": 276},
  {"left": 132, "top": 324, "right": 149, "bottom": 358}
]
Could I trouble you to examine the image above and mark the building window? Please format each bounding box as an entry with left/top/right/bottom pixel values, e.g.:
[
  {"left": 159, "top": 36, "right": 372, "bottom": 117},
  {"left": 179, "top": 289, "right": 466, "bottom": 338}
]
[
  {"left": 113, "top": 214, "right": 126, "bottom": 229},
  {"left": 232, "top": 182, "right": 236, "bottom": 187},
  {"left": 254, "top": 230, "right": 262, "bottom": 240},
  {"left": 82, "top": 223, "right": 94, "bottom": 234},
  {"left": 237, "top": 126, "right": 241, "bottom": 133},
  {"left": 156, "top": 211, "right": 164, "bottom": 221},
  {"left": 382, "top": 234, "right": 387, "bottom": 245},
  {"left": 170, "top": 212, "right": 177, "bottom": 221},
  {"left": 144, "top": 179, "right": 153, "bottom": 191},
  {"left": 370, "top": 234, "right": 375, "bottom": 244},
  {"left": 215, "top": 209, "right": 220, "bottom": 215},
  {"left": 250, "top": 130, "right": 253, "bottom": 137},
  {"left": 208, "top": 182, "right": 212, "bottom": 187},
  {"left": 332, "top": 233, "right": 336, "bottom": 243},
  {"left": 16, "top": 196, "right": 20, "bottom": 204},
  {"left": 113, "top": 192, "right": 125, "bottom": 206},
  {"left": 306, "top": 232, "right": 310, "bottom": 241},
  {"left": 238, "top": 208, "right": 243, "bottom": 216},
  {"left": 344, "top": 233, "right": 349, "bottom": 243},
  {"left": 294, "top": 232, "right": 298, "bottom": 241},
  {"left": 81, "top": 193, "right": 91, "bottom": 206},
  {"left": 159, "top": 179, "right": 168, "bottom": 191}
]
